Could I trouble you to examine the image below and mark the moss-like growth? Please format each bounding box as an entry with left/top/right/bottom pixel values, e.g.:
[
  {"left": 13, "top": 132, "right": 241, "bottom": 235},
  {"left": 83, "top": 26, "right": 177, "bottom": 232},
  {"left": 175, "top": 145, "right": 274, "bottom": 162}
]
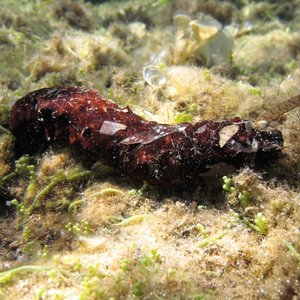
[{"left": 53, "top": 0, "right": 93, "bottom": 31}]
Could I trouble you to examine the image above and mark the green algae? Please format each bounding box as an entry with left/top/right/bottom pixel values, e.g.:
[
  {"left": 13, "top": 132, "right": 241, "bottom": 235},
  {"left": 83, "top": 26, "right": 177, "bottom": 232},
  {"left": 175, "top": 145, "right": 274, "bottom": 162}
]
[
  {"left": 90, "top": 188, "right": 124, "bottom": 197},
  {"left": 115, "top": 214, "right": 151, "bottom": 226},
  {"left": 197, "top": 229, "right": 229, "bottom": 248},
  {"left": 0, "top": 265, "right": 51, "bottom": 284},
  {"left": 285, "top": 241, "right": 300, "bottom": 263}
]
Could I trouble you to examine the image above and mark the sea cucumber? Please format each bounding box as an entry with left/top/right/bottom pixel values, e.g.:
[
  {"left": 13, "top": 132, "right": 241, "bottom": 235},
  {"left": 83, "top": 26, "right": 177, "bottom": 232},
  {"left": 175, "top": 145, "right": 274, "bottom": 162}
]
[{"left": 10, "top": 87, "right": 283, "bottom": 186}]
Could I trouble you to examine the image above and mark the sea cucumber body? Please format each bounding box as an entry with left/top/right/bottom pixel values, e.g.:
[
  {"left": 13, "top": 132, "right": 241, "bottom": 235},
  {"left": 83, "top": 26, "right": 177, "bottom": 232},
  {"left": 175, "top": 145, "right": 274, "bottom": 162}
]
[{"left": 10, "top": 87, "right": 283, "bottom": 185}]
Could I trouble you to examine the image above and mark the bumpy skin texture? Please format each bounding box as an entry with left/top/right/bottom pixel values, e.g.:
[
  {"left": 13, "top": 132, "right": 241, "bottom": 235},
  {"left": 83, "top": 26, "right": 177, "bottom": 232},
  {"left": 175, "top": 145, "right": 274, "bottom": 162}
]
[{"left": 10, "top": 87, "right": 283, "bottom": 185}]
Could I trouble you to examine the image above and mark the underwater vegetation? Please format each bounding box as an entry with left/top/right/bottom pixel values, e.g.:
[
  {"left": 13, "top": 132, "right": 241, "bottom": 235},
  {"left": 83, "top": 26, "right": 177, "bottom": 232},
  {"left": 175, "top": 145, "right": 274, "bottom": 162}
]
[{"left": 0, "top": 0, "right": 300, "bottom": 299}]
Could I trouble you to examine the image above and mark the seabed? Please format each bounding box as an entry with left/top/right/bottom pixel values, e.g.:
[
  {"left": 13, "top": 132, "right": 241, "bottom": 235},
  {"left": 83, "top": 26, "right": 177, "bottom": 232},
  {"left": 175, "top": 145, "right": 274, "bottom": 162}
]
[{"left": 0, "top": 0, "right": 299, "bottom": 299}]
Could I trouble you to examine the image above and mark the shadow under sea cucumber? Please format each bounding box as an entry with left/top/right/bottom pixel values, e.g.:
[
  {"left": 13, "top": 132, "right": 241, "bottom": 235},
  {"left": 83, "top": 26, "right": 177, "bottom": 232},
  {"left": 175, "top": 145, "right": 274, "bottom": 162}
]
[{"left": 9, "top": 87, "right": 283, "bottom": 186}]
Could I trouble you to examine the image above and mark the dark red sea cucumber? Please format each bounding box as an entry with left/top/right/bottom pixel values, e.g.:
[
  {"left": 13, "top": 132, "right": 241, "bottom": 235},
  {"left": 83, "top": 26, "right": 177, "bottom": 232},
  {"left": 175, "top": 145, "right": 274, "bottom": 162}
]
[{"left": 9, "top": 87, "right": 283, "bottom": 185}]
